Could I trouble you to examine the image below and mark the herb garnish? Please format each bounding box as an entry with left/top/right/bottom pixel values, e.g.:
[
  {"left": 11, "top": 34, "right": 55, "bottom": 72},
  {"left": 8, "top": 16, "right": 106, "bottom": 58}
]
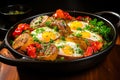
[{"left": 89, "top": 18, "right": 111, "bottom": 41}]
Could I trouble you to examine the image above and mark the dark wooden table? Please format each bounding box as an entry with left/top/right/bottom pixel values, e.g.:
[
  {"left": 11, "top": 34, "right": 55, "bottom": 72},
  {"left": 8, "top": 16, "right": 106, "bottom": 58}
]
[{"left": 0, "top": 32, "right": 120, "bottom": 80}]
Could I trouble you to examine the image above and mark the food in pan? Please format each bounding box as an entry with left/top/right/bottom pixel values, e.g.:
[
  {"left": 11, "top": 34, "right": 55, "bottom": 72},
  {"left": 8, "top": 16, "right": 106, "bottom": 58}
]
[{"left": 11, "top": 9, "right": 112, "bottom": 61}]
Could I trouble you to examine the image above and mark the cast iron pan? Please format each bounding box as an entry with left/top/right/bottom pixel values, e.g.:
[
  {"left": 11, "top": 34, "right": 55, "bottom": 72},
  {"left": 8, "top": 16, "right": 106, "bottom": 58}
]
[{"left": 0, "top": 10, "right": 120, "bottom": 72}]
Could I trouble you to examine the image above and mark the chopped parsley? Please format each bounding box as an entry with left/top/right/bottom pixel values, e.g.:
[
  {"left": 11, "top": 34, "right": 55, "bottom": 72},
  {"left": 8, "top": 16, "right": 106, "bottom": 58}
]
[
  {"left": 75, "top": 48, "right": 83, "bottom": 54},
  {"left": 77, "top": 27, "right": 82, "bottom": 31},
  {"left": 45, "top": 21, "right": 51, "bottom": 26},
  {"left": 53, "top": 26, "right": 59, "bottom": 32},
  {"left": 60, "top": 36, "right": 65, "bottom": 41},
  {"left": 89, "top": 18, "right": 111, "bottom": 41},
  {"left": 75, "top": 33, "right": 82, "bottom": 37},
  {"left": 35, "top": 28, "right": 45, "bottom": 33}
]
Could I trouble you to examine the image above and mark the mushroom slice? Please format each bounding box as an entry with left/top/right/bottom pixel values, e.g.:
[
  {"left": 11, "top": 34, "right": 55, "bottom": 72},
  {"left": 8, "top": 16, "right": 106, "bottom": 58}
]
[
  {"left": 30, "top": 15, "right": 49, "bottom": 28},
  {"left": 12, "top": 33, "right": 32, "bottom": 49},
  {"left": 19, "top": 35, "right": 34, "bottom": 52},
  {"left": 37, "top": 44, "right": 58, "bottom": 61},
  {"left": 51, "top": 19, "right": 72, "bottom": 36}
]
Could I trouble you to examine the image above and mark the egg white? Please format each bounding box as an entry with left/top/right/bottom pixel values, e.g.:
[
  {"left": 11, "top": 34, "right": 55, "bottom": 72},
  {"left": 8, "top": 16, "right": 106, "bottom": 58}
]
[
  {"left": 54, "top": 40, "right": 83, "bottom": 57},
  {"left": 67, "top": 21, "right": 88, "bottom": 32},
  {"left": 31, "top": 27, "right": 60, "bottom": 43},
  {"left": 72, "top": 30, "right": 103, "bottom": 41},
  {"left": 84, "top": 31, "right": 102, "bottom": 41}
]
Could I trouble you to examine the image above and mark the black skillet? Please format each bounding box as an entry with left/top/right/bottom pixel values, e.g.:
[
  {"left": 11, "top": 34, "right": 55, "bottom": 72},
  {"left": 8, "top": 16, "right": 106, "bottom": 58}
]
[{"left": 0, "top": 10, "right": 120, "bottom": 72}]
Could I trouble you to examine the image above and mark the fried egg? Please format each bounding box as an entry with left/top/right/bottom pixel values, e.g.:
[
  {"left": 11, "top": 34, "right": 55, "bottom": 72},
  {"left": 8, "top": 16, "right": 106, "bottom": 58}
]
[
  {"left": 54, "top": 40, "right": 84, "bottom": 57},
  {"left": 73, "top": 30, "right": 103, "bottom": 41},
  {"left": 31, "top": 27, "right": 60, "bottom": 43},
  {"left": 67, "top": 21, "right": 88, "bottom": 32}
]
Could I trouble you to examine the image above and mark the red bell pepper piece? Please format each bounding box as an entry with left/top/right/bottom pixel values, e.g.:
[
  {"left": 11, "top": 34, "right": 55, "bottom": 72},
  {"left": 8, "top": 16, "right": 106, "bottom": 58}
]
[
  {"left": 26, "top": 43, "right": 42, "bottom": 58},
  {"left": 84, "top": 46, "right": 93, "bottom": 57},
  {"left": 53, "top": 9, "right": 72, "bottom": 20},
  {"left": 54, "top": 9, "right": 64, "bottom": 18},
  {"left": 27, "top": 44, "right": 37, "bottom": 58},
  {"left": 63, "top": 11, "right": 73, "bottom": 20},
  {"left": 12, "top": 28, "right": 23, "bottom": 37},
  {"left": 12, "top": 23, "right": 30, "bottom": 37},
  {"left": 84, "top": 41, "right": 103, "bottom": 57},
  {"left": 76, "top": 16, "right": 83, "bottom": 21},
  {"left": 91, "top": 41, "right": 103, "bottom": 52}
]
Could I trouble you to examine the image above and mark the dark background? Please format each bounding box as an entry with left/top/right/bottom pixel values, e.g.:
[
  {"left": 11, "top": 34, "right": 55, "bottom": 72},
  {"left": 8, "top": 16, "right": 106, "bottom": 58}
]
[
  {"left": 1, "top": 0, "right": 119, "bottom": 13},
  {"left": 0, "top": 0, "right": 119, "bottom": 29}
]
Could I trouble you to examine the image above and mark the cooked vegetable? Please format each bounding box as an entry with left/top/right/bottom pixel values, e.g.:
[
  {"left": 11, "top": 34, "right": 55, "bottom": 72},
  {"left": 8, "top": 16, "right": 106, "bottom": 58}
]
[
  {"left": 12, "top": 33, "right": 31, "bottom": 49},
  {"left": 53, "top": 9, "right": 73, "bottom": 20},
  {"left": 11, "top": 9, "right": 112, "bottom": 61},
  {"left": 12, "top": 23, "right": 31, "bottom": 37},
  {"left": 89, "top": 18, "right": 111, "bottom": 41},
  {"left": 38, "top": 44, "right": 58, "bottom": 61}
]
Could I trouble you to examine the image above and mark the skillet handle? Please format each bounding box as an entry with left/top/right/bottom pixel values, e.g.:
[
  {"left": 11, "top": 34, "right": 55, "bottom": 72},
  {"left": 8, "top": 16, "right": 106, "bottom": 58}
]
[
  {"left": 95, "top": 11, "right": 120, "bottom": 29},
  {"left": 0, "top": 40, "right": 22, "bottom": 58},
  {"left": 0, "top": 43, "right": 34, "bottom": 66}
]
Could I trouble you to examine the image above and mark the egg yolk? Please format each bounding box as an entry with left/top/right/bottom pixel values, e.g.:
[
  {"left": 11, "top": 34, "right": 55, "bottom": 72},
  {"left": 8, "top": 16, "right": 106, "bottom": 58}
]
[
  {"left": 81, "top": 32, "right": 91, "bottom": 38},
  {"left": 42, "top": 31, "right": 56, "bottom": 42},
  {"left": 69, "top": 21, "right": 83, "bottom": 30},
  {"left": 62, "top": 45, "right": 74, "bottom": 55}
]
